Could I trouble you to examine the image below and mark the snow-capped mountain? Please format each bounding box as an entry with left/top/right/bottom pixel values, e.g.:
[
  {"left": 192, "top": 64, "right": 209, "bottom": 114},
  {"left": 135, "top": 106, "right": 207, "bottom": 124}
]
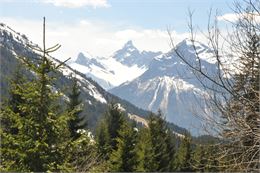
[
  {"left": 0, "top": 23, "right": 152, "bottom": 129},
  {"left": 112, "top": 40, "right": 162, "bottom": 67},
  {"left": 110, "top": 39, "right": 219, "bottom": 134},
  {"left": 68, "top": 41, "right": 161, "bottom": 90}
]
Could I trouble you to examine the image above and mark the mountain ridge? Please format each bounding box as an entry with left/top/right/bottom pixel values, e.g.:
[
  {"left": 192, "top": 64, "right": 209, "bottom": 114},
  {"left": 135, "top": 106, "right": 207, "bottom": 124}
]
[{"left": 109, "top": 39, "right": 219, "bottom": 134}]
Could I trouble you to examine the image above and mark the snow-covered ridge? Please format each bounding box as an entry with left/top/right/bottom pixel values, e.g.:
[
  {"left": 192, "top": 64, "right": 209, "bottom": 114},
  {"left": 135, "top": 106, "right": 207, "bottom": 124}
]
[
  {"left": 59, "top": 66, "right": 107, "bottom": 104},
  {"left": 68, "top": 52, "right": 148, "bottom": 90},
  {"left": 0, "top": 23, "right": 107, "bottom": 104},
  {"left": 0, "top": 23, "right": 35, "bottom": 47},
  {"left": 110, "top": 39, "right": 218, "bottom": 135}
]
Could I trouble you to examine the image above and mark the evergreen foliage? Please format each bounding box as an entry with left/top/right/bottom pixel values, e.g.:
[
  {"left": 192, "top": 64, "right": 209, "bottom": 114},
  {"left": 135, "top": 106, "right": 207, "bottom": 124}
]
[
  {"left": 95, "top": 118, "right": 111, "bottom": 160},
  {"left": 109, "top": 122, "right": 139, "bottom": 172},
  {"left": 95, "top": 104, "right": 127, "bottom": 160},
  {"left": 142, "top": 111, "right": 176, "bottom": 172},
  {"left": 174, "top": 134, "right": 192, "bottom": 171},
  {"left": 0, "top": 18, "right": 95, "bottom": 172},
  {"left": 67, "top": 76, "right": 86, "bottom": 139}
]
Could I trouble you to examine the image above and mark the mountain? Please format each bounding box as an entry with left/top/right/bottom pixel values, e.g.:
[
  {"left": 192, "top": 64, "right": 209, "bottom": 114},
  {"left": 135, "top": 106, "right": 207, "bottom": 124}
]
[
  {"left": 112, "top": 40, "right": 162, "bottom": 67},
  {"left": 110, "top": 39, "right": 219, "bottom": 134},
  {"left": 0, "top": 23, "right": 150, "bottom": 130},
  {"left": 68, "top": 41, "right": 161, "bottom": 90}
]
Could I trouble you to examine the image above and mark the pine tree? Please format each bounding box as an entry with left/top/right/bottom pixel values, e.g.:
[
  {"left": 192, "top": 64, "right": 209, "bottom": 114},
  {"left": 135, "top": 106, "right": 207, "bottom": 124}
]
[
  {"left": 95, "top": 103, "right": 126, "bottom": 163},
  {"left": 174, "top": 134, "right": 192, "bottom": 171},
  {"left": 109, "top": 122, "right": 139, "bottom": 172},
  {"left": 95, "top": 118, "right": 112, "bottom": 160},
  {"left": 192, "top": 144, "right": 220, "bottom": 172},
  {"left": 141, "top": 127, "right": 157, "bottom": 171},
  {"left": 8, "top": 65, "right": 26, "bottom": 116},
  {"left": 67, "top": 76, "right": 86, "bottom": 139},
  {"left": 143, "top": 111, "right": 176, "bottom": 172},
  {"left": 106, "top": 104, "right": 126, "bottom": 150},
  {"left": 165, "top": 127, "right": 176, "bottom": 171},
  {"left": 0, "top": 18, "right": 73, "bottom": 172},
  {"left": 2, "top": 66, "right": 27, "bottom": 136}
]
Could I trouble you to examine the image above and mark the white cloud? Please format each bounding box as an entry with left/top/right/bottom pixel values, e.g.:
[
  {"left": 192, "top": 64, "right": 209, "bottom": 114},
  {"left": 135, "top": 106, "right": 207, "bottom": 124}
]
[
  {"left": 43, "top": 0, "right": 110, "bottom": 8},
  {"left": 1, "top": 17, "right": 199, "bottom": 61},
  {"left": 217, "top": 13, "right": 239, "bottom": 22},
  {"left": 217, "top": 12, "right": 260, "bottom": 23}
]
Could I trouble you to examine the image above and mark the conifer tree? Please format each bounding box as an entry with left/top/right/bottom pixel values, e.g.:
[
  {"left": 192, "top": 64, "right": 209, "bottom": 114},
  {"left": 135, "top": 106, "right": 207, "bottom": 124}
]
[
  {"left": 95, "top": 104, "right": 126, "bottom": 161},
  {"left": 95, "top": 118, "right": 111, "bottom": 160},
  {"left": 8, "top": 65, "right": 26, "bottom": 116},
  {"left": 192, "top": 144, "right": 220, "bottom": 172},
  {"left": 174, "top": 134, "right": 192, "bottom": 171},
  {"left": 143, "top": 111, "right": 176, "bottom": 172},
  {"left": 109, "top": 122, "right": 139, "bottom": 172},
  {"left": 2, "top": 66, "right": 26, "bottom": 136},
  {"left": 0, "top": 17, "right": 73, "bottom": 172},
  {"left": 67, "top": 76, "right": 86, "bottom": 139},
  {"left": 141, "top": 127, "right": 157, "bottom": 171},
  {"left": 106, "top": 104, "right": 126, "bottom": 150}
]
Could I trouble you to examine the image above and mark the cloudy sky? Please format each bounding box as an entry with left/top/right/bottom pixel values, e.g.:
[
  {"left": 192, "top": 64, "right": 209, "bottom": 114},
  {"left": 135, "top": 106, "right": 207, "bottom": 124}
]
[{"left": 0, "top": 0, "right": 235, "bottom": 60}]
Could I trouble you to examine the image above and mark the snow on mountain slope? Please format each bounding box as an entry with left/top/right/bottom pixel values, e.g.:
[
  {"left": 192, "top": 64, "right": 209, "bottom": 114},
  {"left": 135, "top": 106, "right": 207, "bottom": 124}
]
[
  {"left": 1, "top": 22, "right": 190, "bottom": 135},
  {"left": 60, "top": 66, "right": 107, "bottom": 104},
  {"left": 110, "top": 39, "right": 219, "bottom": 134},
  {"left": 68, "top": 51, "right": 149, "bottom": 90},
  {"left": 67, "top": 40, "right": 162, "bottom": 90},
  {"left": 112, "top": 40, "right": 162, "bottom": 67},
  {"left": 0, "top": 22, "right": 108, "bottom": 105}
]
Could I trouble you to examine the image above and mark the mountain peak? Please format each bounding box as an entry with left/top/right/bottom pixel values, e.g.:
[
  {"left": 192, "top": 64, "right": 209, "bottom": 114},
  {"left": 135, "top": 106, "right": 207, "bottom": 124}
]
[
  {"left": 75, "top": 52, "right": 91, "bottom": 66},
  {"left": 176, "top": 38, "right": 192, "bottom": 48},
  {"left": 175, "top": 38, "right": 209, "bottom": 52},
  {"left": 122, "top": 40, "right": 138, "bottom": 52},
  {"left": 124, "top": 40, "right": 134, "bottom": 47}
]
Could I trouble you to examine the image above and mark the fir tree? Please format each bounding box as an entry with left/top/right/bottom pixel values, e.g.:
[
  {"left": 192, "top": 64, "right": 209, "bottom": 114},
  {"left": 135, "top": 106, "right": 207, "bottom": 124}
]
[
  {"left": 174, "top": 134, "right": 193, "bottom": 172},
  {"left": 0, "top": 17, "right": 73, "bottom": 172},
  {"left": 109, "top": 122, "right": 139, "bottom": 172},
  {"left": 95, "top": 118, "right": 111, "bottom": 160},
  {"left": 95, "top": 103, "right": 126, "bottom": 161},
  {"left": 106, "top": 103, "right": 126, "bottom": 150},
  {"left": 192, "top": 144, "right": 220, "bottom": 172},
  {"left": 8, "top": 65, "right": 26, "bottom": 116},
  {"left": 67, "top": 76, "right": 86, "bottom": 139},
  {"left": 143, "top": 111, "right": 176, "bottom": 172}
]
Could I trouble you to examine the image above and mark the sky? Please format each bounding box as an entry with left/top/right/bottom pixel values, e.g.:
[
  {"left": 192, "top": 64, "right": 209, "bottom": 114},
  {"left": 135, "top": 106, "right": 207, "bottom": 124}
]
[{"left": 0, "top": 0, "right": 236, "bottom": 61}]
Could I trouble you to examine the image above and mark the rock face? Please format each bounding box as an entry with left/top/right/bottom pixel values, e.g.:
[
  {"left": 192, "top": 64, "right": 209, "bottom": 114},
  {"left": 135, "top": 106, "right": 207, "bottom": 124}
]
[
  {"left": 112, "top": 40, "right": 162, "bottom": 67},
  {"left": 110, "top": 39, "right": 219, "bottom": 134}
]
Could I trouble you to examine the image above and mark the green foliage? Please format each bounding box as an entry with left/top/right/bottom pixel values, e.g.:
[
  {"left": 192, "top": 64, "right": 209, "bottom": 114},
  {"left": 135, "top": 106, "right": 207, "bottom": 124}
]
[
  {"left": 1, "top": 18, "right": 78, "bottom": 172},
  {"left": 109, "top": 122, "right": 139, "bottom": 172},
  {"left": 68, "top": 130, "right": 99, "bottom": 172},
  {"left": 67, "top": 76, "right": 87, "bottom": 139},
  {"left": 174, "top": 134, "right": 193, "bottom": 171},
  {"left": 95, "top": 118, "right": 112, "bottom": 159},
  {"left": 106, "top": 104, "right": 127, "bottom": 150},
  {"left": 191, "top": 144, "right": 220, "bottom": 172},
  {"left": 0, "top": 64, "right": 72, "bottom": 172},
  {"left": 141, "top": 111, "right": 176, "bottom": 172}
]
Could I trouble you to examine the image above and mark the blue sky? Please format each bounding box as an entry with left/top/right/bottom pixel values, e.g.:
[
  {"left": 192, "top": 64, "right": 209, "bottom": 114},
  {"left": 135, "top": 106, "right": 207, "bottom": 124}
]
[{"left": 0, "top": 0, "right": 234, "bottom": 60}]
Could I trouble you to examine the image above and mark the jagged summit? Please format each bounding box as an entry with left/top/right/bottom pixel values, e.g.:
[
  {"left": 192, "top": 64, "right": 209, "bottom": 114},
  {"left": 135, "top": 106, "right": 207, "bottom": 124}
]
[
  {"left": 110, "top": 39, "right": 218, "bottom": 135},
  {"left": 123, "top": 40, "right": 135, "bottom": 48},
  {"left": 75, "top": 52, "right": 89, "bottom": 65},
  {"left": 112, "top": 40, "right": 161, "bottom": 67}
]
